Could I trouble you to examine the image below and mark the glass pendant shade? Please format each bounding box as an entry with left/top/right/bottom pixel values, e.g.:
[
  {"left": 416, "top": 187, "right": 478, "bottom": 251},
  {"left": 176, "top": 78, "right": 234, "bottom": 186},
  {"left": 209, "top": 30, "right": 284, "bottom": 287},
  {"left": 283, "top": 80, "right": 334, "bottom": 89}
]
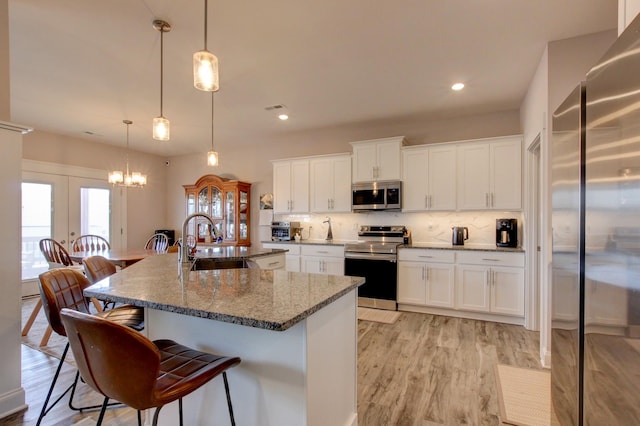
[
  {"left": 108, "top": 170, "right": 124, "bottom": 184},
  {"left": 153, "top": 116, "right": 170, "bottom": 141},
  {"left": 194, "top": 50, "right": 219, "bottom": 91},
  {"left": 207, "top": 150, "right": 219, "bottom": 166}
]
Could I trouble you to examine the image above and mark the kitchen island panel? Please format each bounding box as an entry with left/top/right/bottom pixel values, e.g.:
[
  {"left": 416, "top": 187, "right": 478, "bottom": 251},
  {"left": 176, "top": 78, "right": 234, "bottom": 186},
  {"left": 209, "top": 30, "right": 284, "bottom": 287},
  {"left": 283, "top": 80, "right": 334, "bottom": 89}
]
[{"left": 145, "top": 290, "right": 358, "bottom": 426}]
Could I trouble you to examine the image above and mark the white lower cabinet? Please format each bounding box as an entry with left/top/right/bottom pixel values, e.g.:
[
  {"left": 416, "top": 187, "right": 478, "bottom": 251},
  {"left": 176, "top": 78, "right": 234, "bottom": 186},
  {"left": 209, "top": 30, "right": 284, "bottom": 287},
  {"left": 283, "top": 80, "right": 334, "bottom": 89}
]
[
  {"left": 455, "top": 251, "right": 525, "bottom": 317},
  {"left": 301, "top": 245, "right": 344, "bottom": 276},
  {"left": 262, "top": 243, "right": 301, "bottom": 272},
  {"left": 398, "top": 248, "right": 525, "bottom": 324},
  {"left": 398, "top": 250, "right": 455, "bottom": 308}
]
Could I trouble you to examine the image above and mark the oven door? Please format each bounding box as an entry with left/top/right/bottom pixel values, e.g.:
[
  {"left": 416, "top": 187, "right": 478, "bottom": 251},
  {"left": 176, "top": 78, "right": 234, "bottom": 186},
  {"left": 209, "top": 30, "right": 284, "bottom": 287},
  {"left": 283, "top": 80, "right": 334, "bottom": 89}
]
[{"left": 344, "top": 252, "right": 397, "bottom": 310}]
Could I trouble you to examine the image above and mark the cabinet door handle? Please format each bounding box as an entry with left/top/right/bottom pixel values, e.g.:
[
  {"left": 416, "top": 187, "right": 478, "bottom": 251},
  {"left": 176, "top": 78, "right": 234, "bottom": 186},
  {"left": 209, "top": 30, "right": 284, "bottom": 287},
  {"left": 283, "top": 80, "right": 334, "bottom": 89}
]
[
  {"left": 268, "top": 261, "right": 280, "bottom": 266},
  {"left": 421, "top": 266, "right": 425, "bottom": 280},
  {"left": 425, "top": 267, "right": 429, "bottom": 281},
  {"left": 418, "top": 255, "right": 433, "bottom": 258},
  {"left": 491, "top": 193, "right": 494, "bottom": 207},
  {"left": 317, "top": 250, "right": 329, "bottom": 254},
  {"left": 331, "top": 199, "right": 334, "bottom": 209},
  {"left": 486, "top": 270, "right": 490, "bottom": 285},
  {"left": 482, "top": 258, "right": 500, "bottom": 262},
  {"left": 429, "top": 195, "right": 432, "bottom": 209},
  {"left": 425, "top": 195, "right": 428, "bottom": 208},
  {"left": 485, "top": 193, "right": 489, "bottom": 207}
]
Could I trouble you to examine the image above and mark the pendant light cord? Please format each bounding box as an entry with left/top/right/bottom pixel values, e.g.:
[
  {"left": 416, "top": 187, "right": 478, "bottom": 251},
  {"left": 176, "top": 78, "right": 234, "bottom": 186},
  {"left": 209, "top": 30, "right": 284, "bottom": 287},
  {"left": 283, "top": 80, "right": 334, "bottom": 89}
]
[
  {"left": 160, "top": 24, "right": 164, "bottom": 117},
  {"left": 204, "top": 0, "right": 208, "bottom": 51},
  {"left": 211, "top": 92, "right": 215, "bottom": 151}
]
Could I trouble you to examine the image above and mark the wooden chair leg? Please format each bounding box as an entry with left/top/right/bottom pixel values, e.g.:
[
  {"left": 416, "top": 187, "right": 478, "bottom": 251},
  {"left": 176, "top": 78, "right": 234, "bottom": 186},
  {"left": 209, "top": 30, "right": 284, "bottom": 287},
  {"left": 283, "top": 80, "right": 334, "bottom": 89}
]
[
  {"left": 39, "top": 326, "right": 53, "bottom": 347},
  {"left": 22, "top": 298, "right": 42, "bottom": 336}
]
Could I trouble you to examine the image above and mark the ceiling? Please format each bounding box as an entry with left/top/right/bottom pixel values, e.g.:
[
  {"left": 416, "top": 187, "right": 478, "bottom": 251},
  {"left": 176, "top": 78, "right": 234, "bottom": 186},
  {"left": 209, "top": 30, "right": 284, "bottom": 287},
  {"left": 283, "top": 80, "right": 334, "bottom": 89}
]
[{"left": 8, "top": 0, "right": 617, "bottom": 157}]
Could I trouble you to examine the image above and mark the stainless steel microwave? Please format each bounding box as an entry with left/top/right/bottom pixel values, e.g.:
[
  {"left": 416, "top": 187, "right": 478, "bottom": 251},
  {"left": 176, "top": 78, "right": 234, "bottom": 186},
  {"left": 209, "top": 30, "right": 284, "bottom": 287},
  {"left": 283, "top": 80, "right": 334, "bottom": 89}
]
[{"left": 352, "top": 181, "right": 402, "bottom": 212}]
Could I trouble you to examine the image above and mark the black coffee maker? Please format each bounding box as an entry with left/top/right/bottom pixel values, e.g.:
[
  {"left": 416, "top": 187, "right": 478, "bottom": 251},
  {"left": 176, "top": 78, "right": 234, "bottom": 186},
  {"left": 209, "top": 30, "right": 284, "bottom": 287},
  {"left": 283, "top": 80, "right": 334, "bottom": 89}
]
[{"left": 496, "top": 219, "right": 518, "bottom": 248}]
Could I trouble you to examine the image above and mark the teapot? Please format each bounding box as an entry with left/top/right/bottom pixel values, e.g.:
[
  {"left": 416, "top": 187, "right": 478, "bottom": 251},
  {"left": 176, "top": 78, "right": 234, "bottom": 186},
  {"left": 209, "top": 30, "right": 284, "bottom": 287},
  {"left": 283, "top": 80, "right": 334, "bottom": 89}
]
[{"left": 452, "top": 227, "right": 469, "bottom": 246}]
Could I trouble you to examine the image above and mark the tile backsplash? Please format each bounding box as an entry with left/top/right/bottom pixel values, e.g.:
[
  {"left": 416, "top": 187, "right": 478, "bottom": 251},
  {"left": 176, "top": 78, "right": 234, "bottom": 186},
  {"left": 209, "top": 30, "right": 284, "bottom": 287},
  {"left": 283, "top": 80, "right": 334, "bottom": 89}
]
[{"left": 273, "top": 210, "right": 524, "bottom": 248}]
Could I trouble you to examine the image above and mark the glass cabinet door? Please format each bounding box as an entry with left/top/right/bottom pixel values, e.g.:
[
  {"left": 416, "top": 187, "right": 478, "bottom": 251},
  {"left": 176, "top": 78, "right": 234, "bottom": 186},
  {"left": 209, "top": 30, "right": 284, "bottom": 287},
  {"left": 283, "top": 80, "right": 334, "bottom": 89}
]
[
  {"left": 240, "top": 190, "right": 248, "bottom": 240},
  {"left": 225, "top": 190, "right": 235, "bottom": 240},
  {"left": 198, "top": 187, "right": 209, "bottom": 214},
  {"left": 211, "top": 187, "right": 222, "bottom": 218}
]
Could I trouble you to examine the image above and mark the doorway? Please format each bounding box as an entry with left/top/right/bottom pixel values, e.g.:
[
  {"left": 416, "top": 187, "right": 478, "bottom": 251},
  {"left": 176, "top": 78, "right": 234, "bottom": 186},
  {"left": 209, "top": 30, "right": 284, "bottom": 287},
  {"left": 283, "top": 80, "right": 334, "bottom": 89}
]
[{"left": 21, "top": 162, "right": 124, "bottom": 296}]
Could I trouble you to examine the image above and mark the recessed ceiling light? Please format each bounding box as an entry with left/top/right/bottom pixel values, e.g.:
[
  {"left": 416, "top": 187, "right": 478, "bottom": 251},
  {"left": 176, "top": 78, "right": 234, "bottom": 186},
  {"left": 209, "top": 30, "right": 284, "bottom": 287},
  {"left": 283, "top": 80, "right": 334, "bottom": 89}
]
[
  {"left": 451, "top": 82, "right": 465, "bottom": 91},
  {"left": 278, "top": 113, "right": 289, "bottom": 121}
]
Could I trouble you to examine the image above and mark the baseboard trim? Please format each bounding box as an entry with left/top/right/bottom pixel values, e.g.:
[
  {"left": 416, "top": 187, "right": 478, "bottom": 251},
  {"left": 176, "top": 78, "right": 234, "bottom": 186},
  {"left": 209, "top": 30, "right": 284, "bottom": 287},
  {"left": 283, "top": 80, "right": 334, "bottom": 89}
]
[{"left": 0, "top": 387, "right": 27, "bottom": 421}]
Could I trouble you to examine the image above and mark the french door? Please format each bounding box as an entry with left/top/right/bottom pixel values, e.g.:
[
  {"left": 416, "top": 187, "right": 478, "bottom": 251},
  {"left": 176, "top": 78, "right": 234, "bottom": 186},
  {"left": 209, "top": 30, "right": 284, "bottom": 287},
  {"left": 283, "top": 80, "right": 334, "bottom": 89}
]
[{"left": 21, "top": 161, "right": 124, "bottom": 296}]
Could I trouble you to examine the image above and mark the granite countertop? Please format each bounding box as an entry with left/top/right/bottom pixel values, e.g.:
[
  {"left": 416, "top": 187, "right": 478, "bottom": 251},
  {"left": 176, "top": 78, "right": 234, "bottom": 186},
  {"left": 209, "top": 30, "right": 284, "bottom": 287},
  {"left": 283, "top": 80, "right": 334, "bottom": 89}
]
[
  {"left": 401, "top": 243, "right": 525, "bottom": 253},
  {"left": 192, "top": 246, "right": 288, "bottom": 260},
  {"left": 84, "top": 253, "right": 364, "bottom": 332}
]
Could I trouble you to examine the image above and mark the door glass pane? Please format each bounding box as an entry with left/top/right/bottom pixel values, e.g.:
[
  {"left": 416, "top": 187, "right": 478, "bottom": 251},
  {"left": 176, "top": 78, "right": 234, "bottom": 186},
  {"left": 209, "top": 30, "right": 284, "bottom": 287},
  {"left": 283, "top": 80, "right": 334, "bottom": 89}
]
[
  {"left": 21, "top": 183, "right": 52, "bottom": 280},
  {"left": 80, "top": 187, "right": 110, "bottom": 241}
]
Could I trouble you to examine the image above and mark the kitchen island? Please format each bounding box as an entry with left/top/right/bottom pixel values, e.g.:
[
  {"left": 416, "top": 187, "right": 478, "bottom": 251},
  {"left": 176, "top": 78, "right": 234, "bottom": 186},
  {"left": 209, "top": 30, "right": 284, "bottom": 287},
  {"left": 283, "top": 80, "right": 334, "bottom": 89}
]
[{"left": 84, "top": 252, "right": 364, "bottom": 426}]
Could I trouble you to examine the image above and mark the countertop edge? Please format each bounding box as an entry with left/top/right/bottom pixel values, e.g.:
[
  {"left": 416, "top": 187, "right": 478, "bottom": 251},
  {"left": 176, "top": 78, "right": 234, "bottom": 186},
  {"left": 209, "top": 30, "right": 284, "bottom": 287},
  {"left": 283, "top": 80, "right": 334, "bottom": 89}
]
[{"left": 85, "top": 274, "right": 364, "bottom": 332}]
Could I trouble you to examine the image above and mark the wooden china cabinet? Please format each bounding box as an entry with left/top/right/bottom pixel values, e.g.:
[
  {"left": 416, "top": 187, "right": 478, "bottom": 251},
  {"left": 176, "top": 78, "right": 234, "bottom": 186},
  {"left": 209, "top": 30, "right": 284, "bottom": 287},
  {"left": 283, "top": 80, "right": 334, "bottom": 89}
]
[{"left": 183, "top": 174, "right": 251, "bottom": 246}]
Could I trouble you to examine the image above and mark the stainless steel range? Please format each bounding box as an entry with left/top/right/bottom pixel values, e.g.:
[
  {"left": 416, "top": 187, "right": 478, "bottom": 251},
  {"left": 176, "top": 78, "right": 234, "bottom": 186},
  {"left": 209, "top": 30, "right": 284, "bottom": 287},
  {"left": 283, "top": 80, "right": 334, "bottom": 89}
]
[{"left": 344, "top": 225, "right": 407, "bottom": 311}]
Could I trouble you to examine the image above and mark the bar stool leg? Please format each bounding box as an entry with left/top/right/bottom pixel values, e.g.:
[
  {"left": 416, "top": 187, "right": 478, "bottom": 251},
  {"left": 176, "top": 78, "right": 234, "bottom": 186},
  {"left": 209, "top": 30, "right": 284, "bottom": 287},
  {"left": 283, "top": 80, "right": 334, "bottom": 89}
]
[
  {"left": 96, "top": 397, "right": 109, "bottom": 426},
  {"left": 223, "top": 372, "right": 236, "bottom": 426}
]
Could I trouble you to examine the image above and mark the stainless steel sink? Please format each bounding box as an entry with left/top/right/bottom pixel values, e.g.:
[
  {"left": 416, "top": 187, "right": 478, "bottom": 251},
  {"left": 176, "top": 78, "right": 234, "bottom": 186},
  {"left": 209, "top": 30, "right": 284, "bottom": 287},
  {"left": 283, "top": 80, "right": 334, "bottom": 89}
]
[{"left": 190, "top": 258, "right": 254, "bottom": 271}]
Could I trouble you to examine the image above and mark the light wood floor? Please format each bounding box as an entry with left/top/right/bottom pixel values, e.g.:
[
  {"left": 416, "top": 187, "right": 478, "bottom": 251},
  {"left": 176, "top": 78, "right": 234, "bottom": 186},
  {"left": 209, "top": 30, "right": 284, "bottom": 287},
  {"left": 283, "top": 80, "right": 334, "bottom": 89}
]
[
  {"left": 3, "top": 311, "right": 541, "bottom": 425},
  {"left": 357, "top": 312, "right": 541, "bottom": 425}
]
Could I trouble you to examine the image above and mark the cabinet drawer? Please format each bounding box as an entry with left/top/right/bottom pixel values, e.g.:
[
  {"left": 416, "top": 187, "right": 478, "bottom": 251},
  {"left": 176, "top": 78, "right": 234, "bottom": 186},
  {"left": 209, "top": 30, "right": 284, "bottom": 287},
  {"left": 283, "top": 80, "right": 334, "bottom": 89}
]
[
  {"left": 398, "top": 249, "right": 455, "bottom": 263},
  {"left": 301, "top": 245, "right": 344, "bottom": 257},
  {"left": 253, "top": 255, "right": 286, "bottom": 270},
  {"left": 263, "top": 243, "right": 301, "bottom": 255},
  {"left": 457, "top": 251, "right": 524, "bottom": 267}
]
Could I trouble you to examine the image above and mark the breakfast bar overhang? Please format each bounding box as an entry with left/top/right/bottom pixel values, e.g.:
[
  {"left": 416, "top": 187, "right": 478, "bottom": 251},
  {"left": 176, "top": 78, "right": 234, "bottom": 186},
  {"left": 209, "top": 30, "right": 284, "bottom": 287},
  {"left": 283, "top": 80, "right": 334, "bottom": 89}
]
[{"left": 84, "top": 253, "right": 364, "bottom": 426}]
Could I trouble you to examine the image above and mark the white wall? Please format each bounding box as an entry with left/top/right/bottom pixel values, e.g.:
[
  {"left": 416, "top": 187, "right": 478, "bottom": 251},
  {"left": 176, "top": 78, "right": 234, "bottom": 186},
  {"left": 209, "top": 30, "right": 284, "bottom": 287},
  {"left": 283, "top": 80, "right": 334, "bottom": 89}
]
[
  {"left": 0, "top": 0, "right": 27, "bottom": 419},
  {"left": 520, "top": 29, "right": 617, "bottom": 366},
  {"left": 619, "top": 0, "right": 640, "bottom": 34},
  {"left": 22, "top": 130, "right": 169, "bottom": 248}
]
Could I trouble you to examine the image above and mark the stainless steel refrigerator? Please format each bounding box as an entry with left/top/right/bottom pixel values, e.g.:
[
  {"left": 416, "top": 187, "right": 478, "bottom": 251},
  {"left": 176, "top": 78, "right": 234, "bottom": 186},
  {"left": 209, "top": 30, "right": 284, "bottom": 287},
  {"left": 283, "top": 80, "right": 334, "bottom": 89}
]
[{"left": 552, "top": 14, "right": 640, "bottom": 426}]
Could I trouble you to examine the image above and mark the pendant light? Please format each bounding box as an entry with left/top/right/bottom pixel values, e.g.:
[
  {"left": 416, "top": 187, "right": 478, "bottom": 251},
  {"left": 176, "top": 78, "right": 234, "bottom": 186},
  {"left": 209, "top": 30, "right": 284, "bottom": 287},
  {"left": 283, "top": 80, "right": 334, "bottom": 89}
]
[
  {"left": 108, "top": 120, "right": 147, "bottom": 188},
  {"left": 207, "top": 92, "right": 219, "bottom": 166},
  {"left": 194, "top": 0, "right": 219, "bottom": 92},
  {"left": 153, "top": 19, "right": 171, "bottom": 141}
]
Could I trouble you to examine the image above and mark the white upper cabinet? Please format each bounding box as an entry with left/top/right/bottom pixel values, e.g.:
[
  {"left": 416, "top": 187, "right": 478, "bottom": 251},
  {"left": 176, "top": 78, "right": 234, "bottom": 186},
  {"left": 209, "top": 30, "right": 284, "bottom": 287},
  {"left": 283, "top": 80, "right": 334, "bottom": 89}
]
[
  {"left": 457, "top": 135, "right": 522, "bottom": 210},
  {"left": 402, "top": 145, "right": 456, "bottom": 211},
  {"left": 273, "top": 159, "right": 309, "bottom": 214},
  {"left": 350, "top": 136, "right": 405, "bottom": 182},
  {"left": 310, "top": 154, "right": 352, "bottom": 213}
]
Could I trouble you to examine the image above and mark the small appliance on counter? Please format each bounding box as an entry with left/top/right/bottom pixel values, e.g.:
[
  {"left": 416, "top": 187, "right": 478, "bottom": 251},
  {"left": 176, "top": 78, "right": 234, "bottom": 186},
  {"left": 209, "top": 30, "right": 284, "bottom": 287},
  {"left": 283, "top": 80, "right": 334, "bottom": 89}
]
[
  {"left": 496, "top": 218, "right": 518, "bottom": 248},
  {"left": 452, "top": 226, "right": 469, "bottom": 246},
  {"left": 271, "top": 221, "right": 301, "bottom": 241}
]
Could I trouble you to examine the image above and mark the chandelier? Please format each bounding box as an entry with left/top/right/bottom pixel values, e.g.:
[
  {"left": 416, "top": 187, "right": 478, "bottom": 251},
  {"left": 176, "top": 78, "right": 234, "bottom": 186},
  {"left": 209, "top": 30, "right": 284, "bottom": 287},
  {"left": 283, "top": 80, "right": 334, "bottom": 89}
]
[{"left": 108, "top": 120, "right": 147, "bottom": 187}]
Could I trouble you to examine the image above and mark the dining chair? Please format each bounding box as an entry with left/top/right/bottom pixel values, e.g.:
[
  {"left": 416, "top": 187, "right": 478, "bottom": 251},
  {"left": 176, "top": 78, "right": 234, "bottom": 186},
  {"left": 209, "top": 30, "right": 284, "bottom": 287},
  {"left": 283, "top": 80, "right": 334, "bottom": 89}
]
[
  {"left": 22, "top": 239, "right": 86, "bottom": 346},
  {"left": 60, "top": 308, "right": 241, "bottom": 426},
  {"left": 36, "top": 268, "right": 145, "bottom": 426},
  {"left": 145, "top": 233, "right": 169, "bottom": 253},
  {"left": 72, "top": 234, "right": 110, "bottom": 252}
]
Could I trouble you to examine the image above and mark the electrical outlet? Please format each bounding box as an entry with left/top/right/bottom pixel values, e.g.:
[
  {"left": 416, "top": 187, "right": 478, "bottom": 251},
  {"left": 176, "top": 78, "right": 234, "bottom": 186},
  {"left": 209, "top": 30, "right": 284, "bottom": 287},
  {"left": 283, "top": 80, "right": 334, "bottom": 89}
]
[{"left": 352, "top": 223, "right": 359, "bottom": 231}]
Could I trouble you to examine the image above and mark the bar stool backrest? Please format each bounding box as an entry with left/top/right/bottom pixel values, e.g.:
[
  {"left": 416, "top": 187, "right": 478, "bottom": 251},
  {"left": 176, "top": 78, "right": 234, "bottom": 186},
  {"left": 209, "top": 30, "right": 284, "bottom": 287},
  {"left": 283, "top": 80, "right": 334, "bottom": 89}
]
[
  {"left": 83, "top": 255, "right": 116, "bottom": 284},
  {"left": 38, "top": 268, "right": 92, "bottom": 337}
]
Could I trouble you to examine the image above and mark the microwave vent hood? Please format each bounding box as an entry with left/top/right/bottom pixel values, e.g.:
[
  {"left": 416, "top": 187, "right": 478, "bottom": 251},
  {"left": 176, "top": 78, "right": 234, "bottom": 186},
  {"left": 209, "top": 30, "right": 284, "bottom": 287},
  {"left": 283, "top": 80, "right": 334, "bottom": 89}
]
[{"left": 352, "top": 180, "right": 402, "bottom": 212}]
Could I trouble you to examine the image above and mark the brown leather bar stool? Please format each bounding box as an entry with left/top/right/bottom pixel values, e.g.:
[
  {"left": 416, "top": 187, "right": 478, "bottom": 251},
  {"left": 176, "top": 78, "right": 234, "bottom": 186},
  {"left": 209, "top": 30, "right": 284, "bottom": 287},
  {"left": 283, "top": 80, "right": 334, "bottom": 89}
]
[
  {"left": 83, "top": 255, "right": 116, "bottom": 284},
  {"left": 60, "top": 308, "right": 241, "bottom": 426},
  {"left": 36, "top": 268, "right": 145, "bottom": 426},
  {"left": 83, "top": 255, "right": 119, "bottom": 310}
]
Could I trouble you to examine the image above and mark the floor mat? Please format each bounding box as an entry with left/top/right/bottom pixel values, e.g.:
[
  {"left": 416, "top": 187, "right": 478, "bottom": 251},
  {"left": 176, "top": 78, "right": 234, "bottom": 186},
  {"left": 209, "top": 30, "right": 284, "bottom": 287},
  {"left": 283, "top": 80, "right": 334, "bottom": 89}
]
[
  {"left": 357, "top": 307, "right": 401, "bottom": 324},
  {"left": 495, "top": 364, "right": 550, "bottom": 426}
]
